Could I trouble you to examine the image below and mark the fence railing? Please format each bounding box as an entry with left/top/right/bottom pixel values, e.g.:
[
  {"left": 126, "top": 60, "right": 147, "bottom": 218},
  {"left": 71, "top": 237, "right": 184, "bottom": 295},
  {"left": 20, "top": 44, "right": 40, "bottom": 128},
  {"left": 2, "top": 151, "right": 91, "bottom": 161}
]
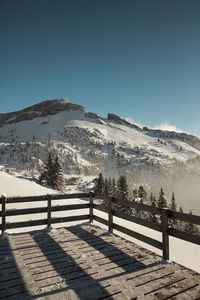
[
  {"left": 0, "top": 193, "right": 91, "bottom": 232},
  {"left": 1, "top": 192, "right": 200, "bottom": 261},
  {"left": 93, "top": 193, "right": 200, "bottom": 260}
]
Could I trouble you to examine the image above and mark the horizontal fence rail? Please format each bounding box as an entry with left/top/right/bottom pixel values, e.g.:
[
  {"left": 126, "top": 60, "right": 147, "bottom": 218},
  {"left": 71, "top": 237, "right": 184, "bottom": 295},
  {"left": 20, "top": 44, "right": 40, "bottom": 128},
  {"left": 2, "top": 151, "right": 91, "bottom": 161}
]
[
  {"left": 93, "top": 193, "right": 200, "bottom": 260},
  {"left": 1, "top": 191, "right": 200, "bottom": 261},
  {"left": 0, "top": 193, "right": 91, "bottom": 233}
]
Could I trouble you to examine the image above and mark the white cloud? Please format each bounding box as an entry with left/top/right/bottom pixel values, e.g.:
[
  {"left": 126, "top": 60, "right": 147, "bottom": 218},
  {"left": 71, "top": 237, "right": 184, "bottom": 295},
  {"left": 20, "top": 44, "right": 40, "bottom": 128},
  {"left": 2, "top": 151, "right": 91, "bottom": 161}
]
[
  {"left": 153, "top": 122, "right": 183, "bottom": 133},
  {"left": 124, "top": 117, "right": 143, "bottom": 129}
]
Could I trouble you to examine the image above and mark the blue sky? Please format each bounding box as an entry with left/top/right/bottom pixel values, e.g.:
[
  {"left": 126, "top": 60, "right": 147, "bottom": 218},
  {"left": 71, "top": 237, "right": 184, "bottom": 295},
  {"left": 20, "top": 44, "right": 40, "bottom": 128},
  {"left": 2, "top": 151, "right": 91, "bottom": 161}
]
[{"left": 1, "top": 0, "right": 200, "bottom": 135}]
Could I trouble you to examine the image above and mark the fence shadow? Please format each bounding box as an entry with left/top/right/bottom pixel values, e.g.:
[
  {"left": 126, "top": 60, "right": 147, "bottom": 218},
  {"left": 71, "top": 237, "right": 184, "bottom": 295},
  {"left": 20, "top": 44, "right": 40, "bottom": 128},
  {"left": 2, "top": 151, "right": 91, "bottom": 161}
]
[
  {"left": 0, "top": 235, "right": 33, "bottom": 299},
  {"left": 67, "top": 225, "right": 165, "bottom": 281},
  {"left": 31, "top": 229, "right": 116, "bottom": 299}
]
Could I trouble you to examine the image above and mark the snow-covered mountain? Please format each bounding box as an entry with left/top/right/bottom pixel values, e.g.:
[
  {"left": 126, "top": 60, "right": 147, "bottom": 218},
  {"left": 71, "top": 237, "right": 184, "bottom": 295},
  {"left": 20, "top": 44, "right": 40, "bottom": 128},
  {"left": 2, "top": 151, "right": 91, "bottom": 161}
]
[{"left": 0, "top": 98, "right": 200, "bottom": 213}]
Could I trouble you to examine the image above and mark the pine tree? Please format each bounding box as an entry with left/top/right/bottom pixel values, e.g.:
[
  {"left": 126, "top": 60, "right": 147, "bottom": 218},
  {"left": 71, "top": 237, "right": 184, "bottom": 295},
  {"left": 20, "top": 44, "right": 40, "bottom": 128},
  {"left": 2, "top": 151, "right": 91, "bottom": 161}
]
[
  {"left": 169, "top": 192, "right": 177, "bottom": 228},
  {"left": 39, "top": 152, "right": 64, "bottom": 191},
  {"left": 132, "top": 188, "right": 138, "bottom": 200},
  {"left": 149, "top": 192, "right": 158, "bottom": 223},
  {"left": 184, "top": 210, "right": 198, "bottom": 234},
  {"left": 170, "top": 193, "right": 177, "bottom": 211},
  {"left": 137, "top": 185, "right": 147, "bottom": 203},
  {"left": 94, "top": 173, "right": 104, "bottom": 194},
  {"left": 103, "top": 178, "right": 109, "bottom": 196},
  {"left": 115, "top": 175, "right": 130, "bottom": 213},
  {"left": 52, "top": 154, "right": 64, "bottom": 191},
  {"left": 117, "top": 175, "right": 129, "bottom": 200},
  {"left": 157, "top": 188, "right": 167, "bottom": 208},
  {"left": 177, "top": 206, "right": 185, "bottom": 231}
]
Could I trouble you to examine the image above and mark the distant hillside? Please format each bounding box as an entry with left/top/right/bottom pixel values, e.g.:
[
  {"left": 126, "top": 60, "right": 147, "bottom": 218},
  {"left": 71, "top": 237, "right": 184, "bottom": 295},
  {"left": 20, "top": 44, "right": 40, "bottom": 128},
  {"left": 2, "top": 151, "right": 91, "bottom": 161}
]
[{"left": 0, "top": 98, "right": 200, "bottom": 213}]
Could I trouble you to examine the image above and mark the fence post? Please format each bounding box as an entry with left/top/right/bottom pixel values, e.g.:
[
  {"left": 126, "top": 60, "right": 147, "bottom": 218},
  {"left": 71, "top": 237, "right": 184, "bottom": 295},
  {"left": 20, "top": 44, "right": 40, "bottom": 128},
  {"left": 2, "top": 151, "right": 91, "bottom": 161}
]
[
  {"left": 1, "top": 195, "right": 7, "bottom": 236},
  {"left": 108, "top": 197, "right": 113, "bottom": 234},
  {"left": 89, "top": 192, "right": 94, "bottom": 223},
  {"left": 161, "top": 208, "right": 169, "bottom": 260},
  {"left": 47, "top": 194, "right": 52, "bottom": 228}
]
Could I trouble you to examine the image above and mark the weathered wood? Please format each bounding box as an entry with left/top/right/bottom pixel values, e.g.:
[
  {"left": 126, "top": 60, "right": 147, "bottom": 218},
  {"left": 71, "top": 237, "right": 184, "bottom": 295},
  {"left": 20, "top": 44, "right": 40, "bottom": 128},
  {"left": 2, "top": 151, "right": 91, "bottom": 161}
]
[
  {"left": 0, "top": 203, "right": 89, "bottom": 217},
  {"left": 93, "top": 203, "right": 109, "bottom": 213},
  {"left": 94, "top": 192, "right": 160, "bottom": 214},
  {"left": 6, "top": 192, "right": 90, "bottom": 204},
  {"left": 169, "top": 228, "right": 200, "bottom": 245},
  {"left": 108, "top": 198, "right": 113, "bottom": 234},
  {"left": 113, "top": 223, "right": 163, "bottom": 250},
  {"left": 47, "top": 194, "right": 51, "bottom": 228},
  {"left": 6, "top": 219, "right": 47, "bottom": 229},
  {"left": 89, "top": 192, "right": 94, "bottom": 223},
  {"left": 169, "top": 210, "right": 200, "bottom": 225},
  {"left": 1, "top": 195, "right": 6, "bottom": 235},
  {"left": 93, "top": 215, "right": 109, "bottom": 226},
  {"left": 161, "top": 208, "right": 169, "bottom": 260},
  {"left": 51, "top": 214, "right": 90, "bottom": 224},
  {"left": 113, "top": 210, "right": 161, "bottom": 232},
  {"left": 5, "top": 215, "right": 90, "bottom": 229}
]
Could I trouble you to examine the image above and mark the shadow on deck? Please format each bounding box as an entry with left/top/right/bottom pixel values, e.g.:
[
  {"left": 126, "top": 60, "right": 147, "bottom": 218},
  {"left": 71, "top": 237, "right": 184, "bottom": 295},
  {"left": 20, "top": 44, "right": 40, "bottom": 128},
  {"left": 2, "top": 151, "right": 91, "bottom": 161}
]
[{"left": 0, "top": 223, "right": 200, "bottom": 299}]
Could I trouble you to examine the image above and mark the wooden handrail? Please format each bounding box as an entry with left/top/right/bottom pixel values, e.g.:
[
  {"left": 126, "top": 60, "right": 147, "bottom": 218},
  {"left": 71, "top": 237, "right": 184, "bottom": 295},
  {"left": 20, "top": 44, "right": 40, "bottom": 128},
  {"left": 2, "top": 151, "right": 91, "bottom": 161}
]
[
  {"left": 1, "top": 191, "right": 200, "bottom": 262},
  {"left": 93, "top": 193, "right": 200, "bottom": 260},
  {"left": 0, "top": 193, "right": 91, "bottom": 234}
]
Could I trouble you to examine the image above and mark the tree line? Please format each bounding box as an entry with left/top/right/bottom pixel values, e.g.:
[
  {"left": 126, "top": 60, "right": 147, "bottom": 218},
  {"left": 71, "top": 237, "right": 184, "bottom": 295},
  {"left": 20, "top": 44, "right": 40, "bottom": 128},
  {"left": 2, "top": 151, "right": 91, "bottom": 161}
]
[{"left": 94, "top": 173, "right": 199, "bottom": 234}]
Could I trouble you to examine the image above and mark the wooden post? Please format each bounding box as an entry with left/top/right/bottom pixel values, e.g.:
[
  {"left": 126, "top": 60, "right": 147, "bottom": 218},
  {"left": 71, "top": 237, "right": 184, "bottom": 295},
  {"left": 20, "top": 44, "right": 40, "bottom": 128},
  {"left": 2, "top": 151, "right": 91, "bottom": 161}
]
[
  {"left": 47, "top": 194, "right": 52, "bottom": 228},
  {"left": 161, "top": 208, "right": 169, "bottom": 260},
  {"left": 1, "top": 195, "right": 7, "bottom": 235},
  {"left": 108, "top": 197, "right": 113, "bottom": 234},
  {"left": 89, "top": 192, "right": 94, "bottom": 223}
]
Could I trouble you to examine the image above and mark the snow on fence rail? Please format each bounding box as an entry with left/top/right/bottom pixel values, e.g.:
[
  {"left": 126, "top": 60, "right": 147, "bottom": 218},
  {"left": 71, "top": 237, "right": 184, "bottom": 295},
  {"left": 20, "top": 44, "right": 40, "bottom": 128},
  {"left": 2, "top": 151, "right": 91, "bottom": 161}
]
[{"left": 1, "top": 192, "right": 200, "bottom": 261}]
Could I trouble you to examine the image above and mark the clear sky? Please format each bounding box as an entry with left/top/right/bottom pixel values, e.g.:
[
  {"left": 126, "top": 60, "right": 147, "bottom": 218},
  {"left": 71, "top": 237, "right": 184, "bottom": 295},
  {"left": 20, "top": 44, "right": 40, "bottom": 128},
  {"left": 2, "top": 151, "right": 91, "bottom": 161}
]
[{"left": 1, "top": 0, "right": 200, "bottom": 136}]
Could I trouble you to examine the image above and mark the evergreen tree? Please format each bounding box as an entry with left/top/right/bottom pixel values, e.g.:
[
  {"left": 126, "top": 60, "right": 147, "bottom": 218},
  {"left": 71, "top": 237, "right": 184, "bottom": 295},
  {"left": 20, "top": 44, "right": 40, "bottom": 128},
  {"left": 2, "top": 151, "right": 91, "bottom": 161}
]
[
  {"left": 39, "top": 152, "right": 64, "bottom": 191},
  {"left": 132, "top": 188, "right": 138, "bottom": 200},
  {"left": 157, "top": 188, "right": 167, "bottom": 208},
  {"left": 51, "top": 154, "right": 64, "bottom": 191},
  {"left": 94, "top": 173, "right": 104, "bottom": 194},
  {"left": 177, "top": 206, "right": 185, "bottom": 231},
  {"left": 170, "top": 193, "right": 177, "bottom": 211},
  {"left": 169, "top": 192, "right": 177, "bottom": 228},
  {"left": 184, "top": 210, "right": 198, "bottom": 234},
  {"left": 149, "top": 192, "right": 158, "bottom": 223},
  {"left": 137, "top": 185, "right": 147, "bottom": 203},
  {"left": 103, "top": 178, "right": 109, "bottom": 196},
  {"left": 117, "top": 175, "right": 129, "bottom": 200},
  {"left": 115, "top": 175, "right": 130, "bottom": 213}
]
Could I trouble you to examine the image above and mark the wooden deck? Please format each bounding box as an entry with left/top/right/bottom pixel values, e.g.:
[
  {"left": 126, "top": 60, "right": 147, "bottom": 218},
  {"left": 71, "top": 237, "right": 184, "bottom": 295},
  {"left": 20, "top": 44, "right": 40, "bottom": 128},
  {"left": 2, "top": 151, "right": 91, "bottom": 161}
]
[{"left": 0, "top": 223, "right": 200, "bottom": 300}]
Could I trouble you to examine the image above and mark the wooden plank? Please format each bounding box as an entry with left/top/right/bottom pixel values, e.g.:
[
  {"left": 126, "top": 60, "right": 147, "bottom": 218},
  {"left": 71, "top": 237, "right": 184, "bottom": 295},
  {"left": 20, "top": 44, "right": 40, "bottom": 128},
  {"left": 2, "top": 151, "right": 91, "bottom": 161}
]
[
  {"left": 1, "top": 203, "right": 90, "bottom": 218},
  {"left": 113, "top": 210, "right": 161, "bottom": 232},
  {"left": 6, "top": 219, "right": 47, "bottom": 229},
  {"left": 143, "top": 275, "right": 200, "bottom": 299},
  {"left": 94, "top": 193, "right": 160, "bottom": 214},
  {"left": 1, "top": 195, "right": 6, "bottom": 234},
  {"left": 93, "top": 215, "right": 109, "bottom": 226},
  {"left": 93, "top": 203, "right": 109, "bottom": 213},
  {"left": 6, "top": 192, "right": 90, "bottom": 203},
  {"left": 170, "top": 210, "right": 200, "bottom": 225},
  {"left": 169, "top": 228, "right": 200, "bottom": 245},
  {"left": 51, "top": 214, "right": 90, "bottom": 224},
  {"left": 113, "top": 223, "right": 163, "bottom": 250},
  {"left": 161, "top": 208, "right": 169, "bottom": 260},
  {"left": 90, "top": 192, "right": 94, "bottom": 223}
]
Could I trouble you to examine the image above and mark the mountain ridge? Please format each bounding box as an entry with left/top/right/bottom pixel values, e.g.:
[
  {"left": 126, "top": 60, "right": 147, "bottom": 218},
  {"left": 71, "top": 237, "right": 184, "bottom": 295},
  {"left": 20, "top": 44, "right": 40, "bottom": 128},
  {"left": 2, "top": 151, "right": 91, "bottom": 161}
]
[{"left": 0, "top": 98, "right": 200, "bottom": 213}]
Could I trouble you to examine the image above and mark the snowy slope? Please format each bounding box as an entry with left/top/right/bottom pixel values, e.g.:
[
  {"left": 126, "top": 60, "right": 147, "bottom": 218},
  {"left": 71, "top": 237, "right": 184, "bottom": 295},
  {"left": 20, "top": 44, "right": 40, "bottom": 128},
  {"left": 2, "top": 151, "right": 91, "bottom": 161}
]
[{"left": 0, "top": 99, "right": 200, "bottom": 213}]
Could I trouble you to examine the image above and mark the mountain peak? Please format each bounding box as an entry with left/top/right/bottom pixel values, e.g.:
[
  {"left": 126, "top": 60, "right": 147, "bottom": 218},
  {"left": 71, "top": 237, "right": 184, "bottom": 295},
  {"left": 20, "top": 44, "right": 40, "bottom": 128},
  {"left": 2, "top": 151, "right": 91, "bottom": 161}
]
[{"left": 0, "top": 99, "right": 86, "bottom": 127}]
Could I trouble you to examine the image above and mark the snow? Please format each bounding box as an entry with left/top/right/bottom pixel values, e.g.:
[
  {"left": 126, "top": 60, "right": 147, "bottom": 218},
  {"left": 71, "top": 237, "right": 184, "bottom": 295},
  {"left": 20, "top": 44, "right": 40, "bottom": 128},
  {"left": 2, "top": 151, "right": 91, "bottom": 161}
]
[
  {"left": 0, "top": 171, "right": 199, "bottom": 273},
  {"left": 0, "top": 171, "right": 57, "bottom": 196}
]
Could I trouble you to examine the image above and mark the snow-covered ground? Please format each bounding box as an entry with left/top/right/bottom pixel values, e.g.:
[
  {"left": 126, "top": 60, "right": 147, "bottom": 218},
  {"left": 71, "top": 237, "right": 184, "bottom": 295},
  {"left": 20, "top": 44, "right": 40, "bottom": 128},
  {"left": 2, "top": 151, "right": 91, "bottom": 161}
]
[{"left": 0, "top": 172, "right": 199, "bottom": 273}]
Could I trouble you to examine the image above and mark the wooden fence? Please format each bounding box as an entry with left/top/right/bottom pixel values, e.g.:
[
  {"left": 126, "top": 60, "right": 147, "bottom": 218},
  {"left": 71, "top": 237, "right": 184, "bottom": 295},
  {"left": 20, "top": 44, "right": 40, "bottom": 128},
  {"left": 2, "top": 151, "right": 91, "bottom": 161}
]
[{"left": 1, "top": 192, "right": 200, "bottom": 261}]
